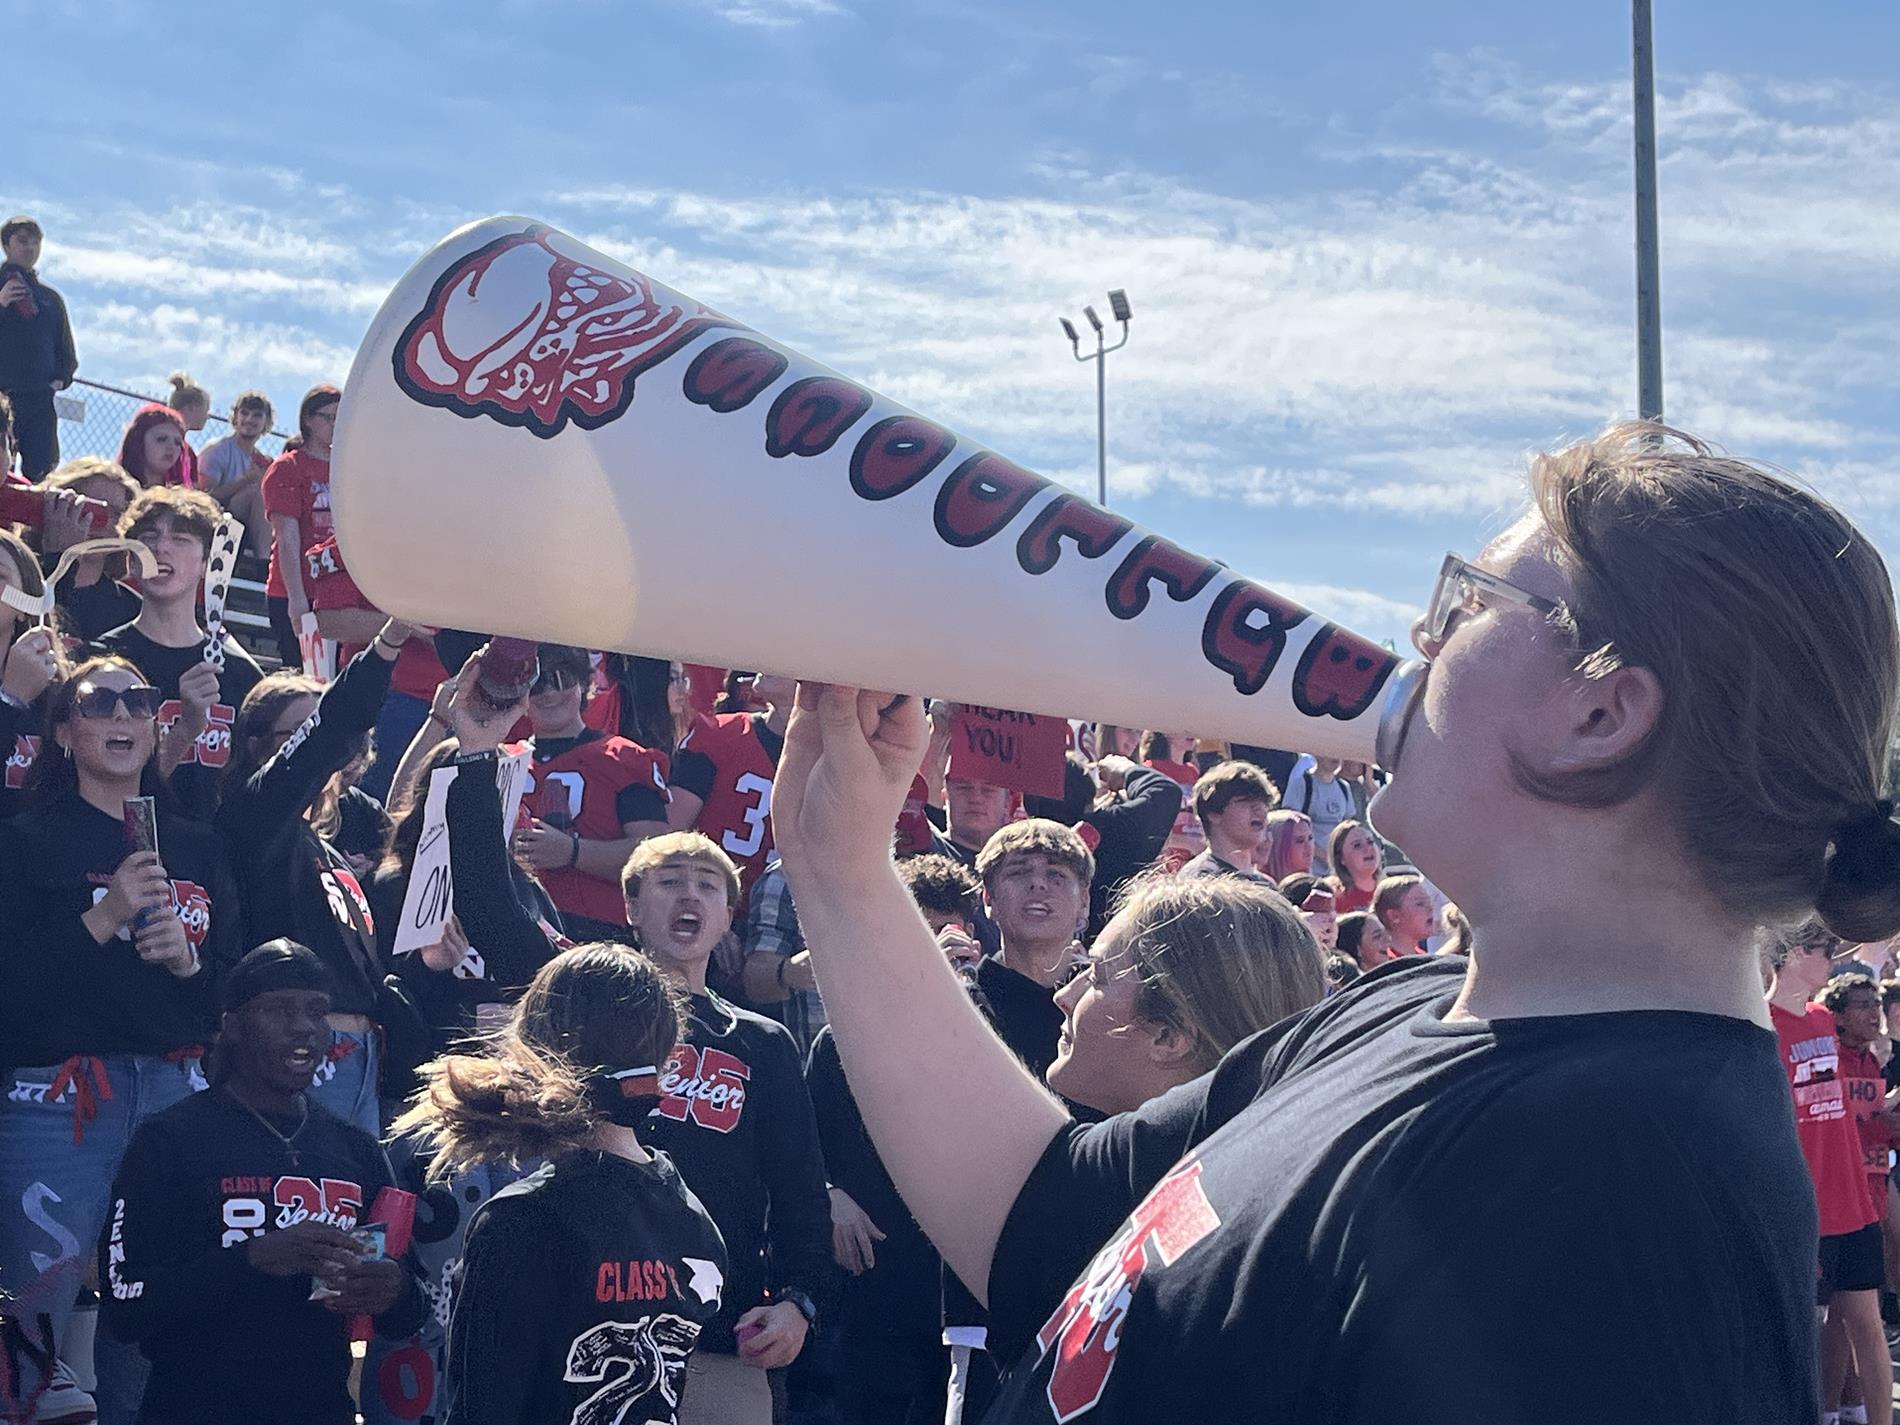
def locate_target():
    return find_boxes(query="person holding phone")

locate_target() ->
[0,216,78,481]
[102,941,422,1424]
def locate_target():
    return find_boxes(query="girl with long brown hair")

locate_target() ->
[395,945,727,1425]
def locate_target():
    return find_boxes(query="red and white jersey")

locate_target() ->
[672,712,782,895]
[525,730,671,927]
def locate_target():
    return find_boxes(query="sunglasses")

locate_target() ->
[73,684,163,720]
[532,667,584,694]
[1421,553,1576,647]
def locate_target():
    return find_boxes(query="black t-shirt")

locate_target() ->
[985,957,1818,1424]
[975,954,1066,1082]
[100,1087,422,1425]
[94,622,264,820]
[54,570,141,644]
[638,992,836,1353]
[444,1151,727,1425]
[806,1025,943,1345]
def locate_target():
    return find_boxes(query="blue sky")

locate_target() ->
[14,0,1899,646]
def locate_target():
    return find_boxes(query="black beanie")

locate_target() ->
[223,939,332,1013]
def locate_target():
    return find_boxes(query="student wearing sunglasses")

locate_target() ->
[512,643,673,944]
[0,655,242,1422]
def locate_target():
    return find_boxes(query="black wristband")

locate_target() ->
[776,1287,819,1332]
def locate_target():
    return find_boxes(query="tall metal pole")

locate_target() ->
[1095,328,1108,506]
[1059,296,1130,507]
[1632,0,1664,420]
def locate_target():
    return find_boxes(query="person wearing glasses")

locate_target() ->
[0,656,241,1424]
[513,643,672,943]
[770,423,1897,1422]
[219,623,431,1134]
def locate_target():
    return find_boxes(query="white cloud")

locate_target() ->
[680,0,846,28]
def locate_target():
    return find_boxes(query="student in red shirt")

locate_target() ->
[261,385,340,670]
[514,644,672,941]
[669,672,790,898]
[302,533,449,803]
[1823,970,1900,1422]
[1771,928,1889,1425]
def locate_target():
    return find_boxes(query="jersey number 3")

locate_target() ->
[722,771,773,859]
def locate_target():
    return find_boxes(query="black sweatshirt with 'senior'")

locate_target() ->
[639,992,837,1353]
[100,1087,424,1425]
[0,790,239,1070]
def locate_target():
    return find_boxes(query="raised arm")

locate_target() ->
[773,684,1067,1303]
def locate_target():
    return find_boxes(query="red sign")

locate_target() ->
[948,706,1067,800]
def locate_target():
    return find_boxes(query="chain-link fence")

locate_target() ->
[52,379,294,468]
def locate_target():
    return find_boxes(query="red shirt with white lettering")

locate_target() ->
[1838,1040,1896,1202]
[262,449,333,599]
[1773,1002,1879,1236]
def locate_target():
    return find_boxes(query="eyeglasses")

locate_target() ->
[1421,553,1575,647]
[73,684,163,720]
[533,667,583,694]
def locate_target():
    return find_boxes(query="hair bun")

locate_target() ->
[1816,801,1900,942]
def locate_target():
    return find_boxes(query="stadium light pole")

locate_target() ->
[1632,0,1664,420]
[1058,288,1132,506]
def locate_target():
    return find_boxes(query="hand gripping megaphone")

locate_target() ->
[332,218,1426,767]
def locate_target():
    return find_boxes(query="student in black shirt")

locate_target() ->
[971,820,1094,1082]
[0,656,240,1422]
[365,678,568,1425]
[622,833,834,1425]
[100,941,421,1424]
[772,424,1900,1424]
[94,485,263,820]
[392,942,727,1425]
[218,625,431,1135]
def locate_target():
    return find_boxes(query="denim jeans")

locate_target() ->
[0,1054,203,1421]
[308,1027,380,1136]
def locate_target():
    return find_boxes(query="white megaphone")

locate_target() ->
[332,218,1426,767]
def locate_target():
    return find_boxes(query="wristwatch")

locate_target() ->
[777,1287,820,1334]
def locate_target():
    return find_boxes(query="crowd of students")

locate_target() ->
[0,363,1455,1425]
[3,209,1900,1425]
